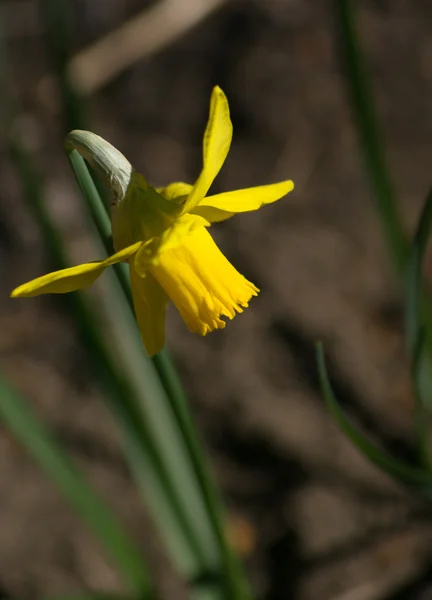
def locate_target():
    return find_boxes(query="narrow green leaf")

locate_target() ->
[316,343,432,487]
[404,187,432,461]
[405,188,432,354]
[153,351,251,600]
[410,331,431,469]
[0,374,150,595]
[337,0,408,272]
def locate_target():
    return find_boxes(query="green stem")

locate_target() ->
[153,352,251,600]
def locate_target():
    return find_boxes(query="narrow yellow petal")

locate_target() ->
[151,226,258,336]
[199,180,294,214]
[182,87,233,214]
[191,205,235,223]
[11,242,142,298]
[129,266,169,357]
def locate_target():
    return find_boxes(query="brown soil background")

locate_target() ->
[2,0,432,598]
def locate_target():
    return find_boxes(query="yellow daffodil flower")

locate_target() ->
[11,87,294,356]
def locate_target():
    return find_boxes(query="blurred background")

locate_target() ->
[2,0,432,598]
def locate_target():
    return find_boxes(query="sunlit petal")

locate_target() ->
[199,180,294,213]
[182,87,233,214]
[130,266,169,357]
[151,226,258,335]
[133,214,210,276]
[11,242,142,298]
[191,205,235,223]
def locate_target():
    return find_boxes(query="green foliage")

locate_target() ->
[317,0,432,492]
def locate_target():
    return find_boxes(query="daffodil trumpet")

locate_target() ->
[11,87,294,356]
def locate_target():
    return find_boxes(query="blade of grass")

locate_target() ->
[0,373,151,596]
[338,0,432,375]
[338,0,432,466]
[337,0,408,272]
[405,188,432,463]
[153,350,250,600]
[411,332,431,470]
[316,342,432,488]
[405,189,432,355]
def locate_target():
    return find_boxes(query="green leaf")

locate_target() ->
[337,0,408,272]
[410,331,431,469]
[405,188,432,354]
[316,343,432,488]
[404,188,432,464]
[0,374,150,595]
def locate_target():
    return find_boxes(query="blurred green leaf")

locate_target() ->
[316,343,432,487]
[338,0,432,480]
[405,188,432,462]
[152,350,248,600]
[410,332,431,469]
[405,189,432,355]
[0,374,150,595]
[337,0,408,272]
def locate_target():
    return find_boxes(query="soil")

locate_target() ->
[2,0,432,598]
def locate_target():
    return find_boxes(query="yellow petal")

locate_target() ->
[157,182,192,203]
[11,242,142,298]
[199,180,294,214]
[182,87,233,214]
[130,266,169,357]
[151,226,258,336]
[133,214,210,276]
[191,205,235,223]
